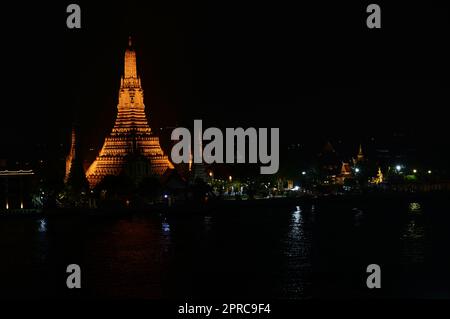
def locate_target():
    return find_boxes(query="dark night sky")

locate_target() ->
[1,1,449,165]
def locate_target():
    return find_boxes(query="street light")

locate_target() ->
[395,165,402,172]
[428,170,432,174]
[355,168,360,173]
[413,169,417,174]
[301,171,306,175]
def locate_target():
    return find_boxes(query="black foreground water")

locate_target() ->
[1,195,449,299]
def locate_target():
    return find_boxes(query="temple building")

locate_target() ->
[188,129,208,184]
[0,169,37,211]
[65,124,88,191]
[86,37,173,188]
[335,162,352,185]
[371,167,384,184]
[65,125,77,183]
[353,144,365,164]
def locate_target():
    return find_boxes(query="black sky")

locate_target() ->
[1,1,449,163]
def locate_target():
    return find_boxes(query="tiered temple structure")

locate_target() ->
[86,37,173,188]
[64,124,89,193]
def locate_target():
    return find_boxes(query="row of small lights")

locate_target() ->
[354,166,432,174]
[394,165,432,174]
[209,171,233,182]
[211,167,434,181]
[299,166,433,175]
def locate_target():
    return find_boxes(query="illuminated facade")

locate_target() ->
[371,167,384,184]
[86,37,173,188]
[335,162,352,185]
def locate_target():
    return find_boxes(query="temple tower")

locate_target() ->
[357,144,364,162]
[86,37,173,188]
[65,125,77,183]
[65,124,89,191]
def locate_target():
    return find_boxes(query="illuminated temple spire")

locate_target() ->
[124,36,137,79]
[86,38,174,188]
[357,144,364,162]
[65,124,88,190]
[65,126,77,183]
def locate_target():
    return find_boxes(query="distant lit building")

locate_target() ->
[0,170,37,211]
[335,162,352,185]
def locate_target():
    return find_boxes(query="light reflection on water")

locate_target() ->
[1,197,446,299]
[281,204,312,298]
[85,216,169,298]
[401,202,426,264]
[37,218,47,233]
[162,221,170,233]
[160,217,171,255]
[35,217,49,262]
[293,206,301,224]
[409,202,422,213]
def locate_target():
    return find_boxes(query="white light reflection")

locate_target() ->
[38,218,47,233]
[162,221,170,233]
[293,206,301,223]
[281,205,312,297]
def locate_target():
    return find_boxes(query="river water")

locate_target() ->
[1,196,449,299]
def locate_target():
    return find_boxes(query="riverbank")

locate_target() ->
[1,190,449,218]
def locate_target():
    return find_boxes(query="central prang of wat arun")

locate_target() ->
[85,37,173,188]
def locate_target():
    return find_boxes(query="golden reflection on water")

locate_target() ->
[409,202,422,213]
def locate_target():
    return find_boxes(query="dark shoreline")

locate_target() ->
[1,191,450,219]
